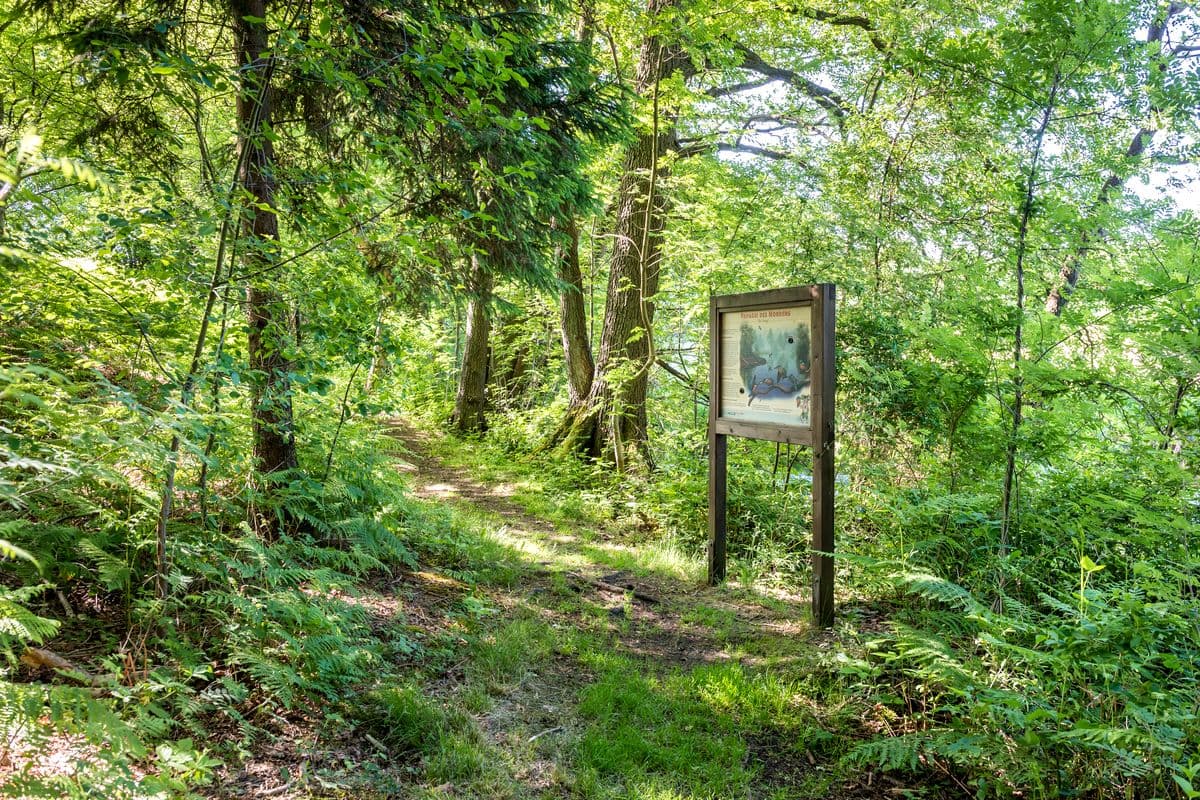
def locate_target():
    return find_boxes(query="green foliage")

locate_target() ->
[0,583,59,653]
[354,685,445,763]
[845,555,1200,797]
[3,0,1200,795]
[847,733,932,773]
[467,618,554,691]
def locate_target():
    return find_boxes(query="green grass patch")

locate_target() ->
[572,652,817,799]
[680,604,739,640]
[357,681,449,755]
[467,617,556,692]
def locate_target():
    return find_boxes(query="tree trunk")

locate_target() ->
[363,299,387,395]
[557,215,594,407]
[489,313,531,406]
[234,1,298,495]
[551,1,597,412]
[451,253,493,434]
[1000,73,1060,602]
[549,0,691,466]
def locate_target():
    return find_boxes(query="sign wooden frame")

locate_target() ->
[707,284,836,628]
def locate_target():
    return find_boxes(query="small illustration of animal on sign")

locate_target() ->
[720,305,812,426]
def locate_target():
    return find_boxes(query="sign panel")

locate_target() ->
[719,304,813,428]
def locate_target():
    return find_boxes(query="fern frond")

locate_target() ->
[0,586,60,649]
[887,625,980,688]
[894,570,984,613]
[846,732,929,772]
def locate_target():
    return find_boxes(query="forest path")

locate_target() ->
[387,417,815,670]
[374,419,908,800]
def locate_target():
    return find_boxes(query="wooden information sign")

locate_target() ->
[708,285,836,628]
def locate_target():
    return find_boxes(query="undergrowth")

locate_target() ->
[0,361,475,797]
[407,403,1200,799]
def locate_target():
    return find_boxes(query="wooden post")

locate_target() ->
[708,294,727,584]
[708,430,727,584]
[810,284,836,627]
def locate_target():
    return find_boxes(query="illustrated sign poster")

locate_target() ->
[719,305,813,427]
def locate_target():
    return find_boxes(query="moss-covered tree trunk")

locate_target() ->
[549,0,690,466]
[451,253,493,433]
[556,215,594,408]
[234,0,298,503]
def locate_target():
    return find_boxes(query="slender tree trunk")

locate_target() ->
[363,299,387,395]
[557,215,594,407]
[549,0,692,465]
[552,0,597,411]
[234,1,298,517]
[1160,376,1195,453]
[1000,74,1060,591]
[451,253,493,434]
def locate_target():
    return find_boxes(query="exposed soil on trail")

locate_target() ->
[383,418,799,670]
[387,420,563,537]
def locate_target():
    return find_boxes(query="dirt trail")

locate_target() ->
[212,424,941,799]
[384,418,816,670]
[372,420,899,800]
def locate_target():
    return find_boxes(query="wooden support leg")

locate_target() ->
[812,440,834,627]
[708,431,727,585]
[810,283,836,628]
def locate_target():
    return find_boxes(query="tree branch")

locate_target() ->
[1044,2,1185,316]
[1151,152,1196,165]
[733,44,848,121]
[705,77,775,98]
[656,358,708,401]
[716,142,795,161]
[758,3,890,52]
[674,137,801,163]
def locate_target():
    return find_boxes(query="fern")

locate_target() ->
[886,624,979,688]
[0,532,38,567]
[0,590,60,647]
[0,528,59,664]
[75,537,131,592]
[846,732,929,772]
[893,569,985,614]
[0,683,157,799]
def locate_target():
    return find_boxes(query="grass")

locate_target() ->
[575,658,761,798]
[329,425,907,800]
[466,618,556,692]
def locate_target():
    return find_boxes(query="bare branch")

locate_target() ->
[754,2,890,52]
[673,138,802,163]
[705,77,775,98]
[733,44,848,121]
[674,140,711,159]
[656,358,708,400]
[716,142,795,161]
